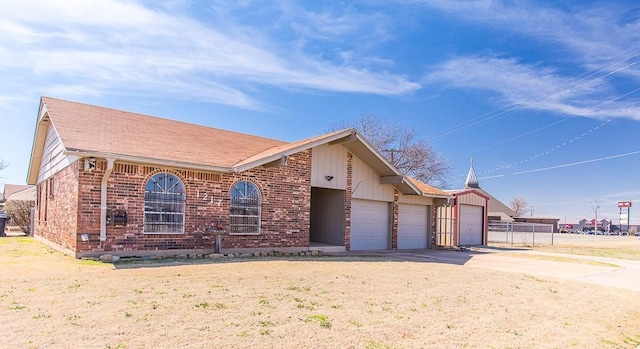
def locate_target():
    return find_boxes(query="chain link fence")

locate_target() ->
[488,221,555,246]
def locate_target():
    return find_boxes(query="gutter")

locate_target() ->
[100,158,115,242]
[64,150,231,175]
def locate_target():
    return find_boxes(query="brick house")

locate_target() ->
[27,97,451,258]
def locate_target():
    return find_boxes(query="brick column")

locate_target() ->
[391,189,399,249]
[344,152,352,250]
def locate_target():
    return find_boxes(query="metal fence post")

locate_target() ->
[510,222,514,247]
[532,224,535,246]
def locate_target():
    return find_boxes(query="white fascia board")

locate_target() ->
[63,150,233,174]
[231,129,356,173]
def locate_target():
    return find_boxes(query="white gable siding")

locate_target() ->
[457,193,485,206]
[37,124,77,184]
[351,155,394,201]
[311,144,348,190]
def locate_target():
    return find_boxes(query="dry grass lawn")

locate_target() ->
[2,237,640,348]
[531,236,640,261]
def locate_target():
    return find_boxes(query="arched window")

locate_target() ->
[230,181,261,234]
[144,173,185,234]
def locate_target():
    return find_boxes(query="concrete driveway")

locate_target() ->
[343,247,640,293]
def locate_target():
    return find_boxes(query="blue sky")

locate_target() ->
[1,0,640,225]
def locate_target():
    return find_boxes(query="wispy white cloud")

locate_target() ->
[0,0,418,110]
[424,56,640,120]
[419,0,640,61]
[418,0,640,120]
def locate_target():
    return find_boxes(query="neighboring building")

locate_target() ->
[27,97,452,258]
[456,161,516,222]
[577,218,612,232]
[1,184,36,235]
[513,217,560,233]
[435,161,492,247]
[1,184,35,203]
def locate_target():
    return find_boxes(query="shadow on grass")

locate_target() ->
[110,248,499,270]
[0,236,511,270]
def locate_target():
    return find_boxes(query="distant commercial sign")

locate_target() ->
[618,201,632,208]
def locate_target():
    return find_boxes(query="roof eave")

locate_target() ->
[231,129,357,173]
[346,131,421,195]
[231,129,422,196]
[26,99,51,185]
[423,193,455,199]
[63,150,233,174]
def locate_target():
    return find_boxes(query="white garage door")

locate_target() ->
[351,199,389,250]
[398,204,429,249]
[459,204,483,245]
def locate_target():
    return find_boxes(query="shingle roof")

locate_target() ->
[5,186,36,201]
[29,97,450,198]
[406,177,452,197]
[41,97,287,169]
[233,129,348,170]
[1,184,33,202]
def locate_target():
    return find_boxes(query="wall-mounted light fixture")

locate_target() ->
[84,157,96,171]
[325,175,334,181]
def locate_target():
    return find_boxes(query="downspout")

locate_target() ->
[100,158,115,242]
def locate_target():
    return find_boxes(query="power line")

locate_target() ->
[478,149,640,180]
[424,50,640,142]
[473,99,640,177]
[470,88,640,156]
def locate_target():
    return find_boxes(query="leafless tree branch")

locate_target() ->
[330,115,452,188]
[509,197,530,217]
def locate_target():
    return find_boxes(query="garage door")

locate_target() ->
[459,204,483,245]
[351,199,389,250]
[398,204,430,249]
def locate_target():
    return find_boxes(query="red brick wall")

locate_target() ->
[344,152,352,250]
[391,189,399,249]
[34,162,80,253]
[74,151,311,255]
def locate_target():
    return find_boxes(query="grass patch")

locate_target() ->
[0,237,57,257]
[77,259,110,267]
[306,314,331,329]
[0,236,35,246]
[365,340,393,349]
[533,243,640,261]
[623,335,640,346]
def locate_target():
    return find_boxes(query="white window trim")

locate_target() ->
[229,181,262,235]
[143,173,186,234]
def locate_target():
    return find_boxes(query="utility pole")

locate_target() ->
[529,205,534,217]
[592,199,600,232]
[384,148,402,164]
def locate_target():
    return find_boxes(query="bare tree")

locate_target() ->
[331,115,451,188]
[4,200,34,236]
[0,159,7,171]
[509,197,530,217]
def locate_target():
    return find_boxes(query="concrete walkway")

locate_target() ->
[340,247,640,293]
[470,249,640,292]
